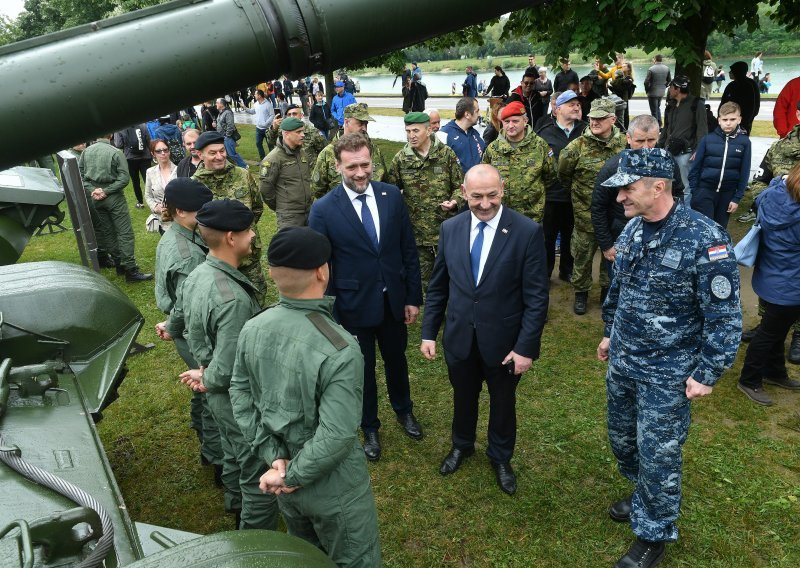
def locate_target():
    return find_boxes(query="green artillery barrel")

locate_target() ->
[0,167,64,265]
[0,0,534,170]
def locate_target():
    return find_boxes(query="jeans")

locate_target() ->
[647,96,662,126]
[673,152,692,206]
[224,136,247,168]
[255,127,267,160]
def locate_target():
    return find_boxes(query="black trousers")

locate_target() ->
[542,199,574,279]
[446,333,521,464]
[126,158,150,205]
[740,300,800,388]
[345,295,413,433]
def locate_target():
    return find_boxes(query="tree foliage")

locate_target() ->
[0,15,18,47]
[15,0,116,40]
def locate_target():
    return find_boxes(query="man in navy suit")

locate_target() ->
[421,164,549,494]
[309,133,424,462]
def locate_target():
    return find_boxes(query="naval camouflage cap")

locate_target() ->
[601,148,674,187]
[587,97,616,118]
[344,102,375,121]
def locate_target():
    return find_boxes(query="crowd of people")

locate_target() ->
[59,53,800,566]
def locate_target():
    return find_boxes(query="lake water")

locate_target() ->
[355,56,800,96]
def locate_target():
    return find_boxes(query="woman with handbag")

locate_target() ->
[737,163,800,406]
[145,139,177,235]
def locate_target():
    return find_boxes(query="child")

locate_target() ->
[688,101,752,228]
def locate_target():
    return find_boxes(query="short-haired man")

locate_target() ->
[192,131,267,304]
[578,75,598,120]
[558,98,626,315]
[266,103,328,166]
[438,97,486,174]
[427,109,442,132]
[462,66,478,97]
[176,128,202,178]
[644,54,672,127]
[260,117,313,230]
[215,98,247,168]
[243,89,275,160]
[482,101,555,223]
[230,227,381,567]
[312,103,388,198]
[525,54,539,76]
[598,148,741,568]
[535,90,587,281]
[309,133,423,463]
[720,61,760,135]
[553,58,579,94]
[508,70,543,126]
[386,112,462,284]
[179,198,280,531]
[421,164,549,495]
[330,80,357,129]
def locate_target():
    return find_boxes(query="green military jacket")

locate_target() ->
[230,296,368,490]
[266,121,328,166]
[311,132,388,199]
[259,138,313,217]
[78,138,130,195]
[481,126,556,222]
[181,255,261,394]
[386,135,462,246]
[558,126,627,230]
[748,123,800,194]
[155,223,208,337]
[192,160,263,264]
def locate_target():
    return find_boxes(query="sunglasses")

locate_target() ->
[154,148,170,154]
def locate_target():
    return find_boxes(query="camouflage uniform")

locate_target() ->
[266,121,328,166]
[156,223,222,468]
[311,131,388,199]
[259,137,313,230]
[386,134,462,283]
[481,126,556,222]
[192,162,266,305]
[558,126,626,292]
[603,201,741,543]
[181,255,279,529]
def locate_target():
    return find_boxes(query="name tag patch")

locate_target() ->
[708,245,728,261]
[661,248,682,269]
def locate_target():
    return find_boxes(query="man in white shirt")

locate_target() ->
[244,89,275,160]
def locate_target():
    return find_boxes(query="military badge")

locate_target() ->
[661,248,682,269]
[710,275,732,299]
[707,245,728,261]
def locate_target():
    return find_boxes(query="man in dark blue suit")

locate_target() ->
[309,133,424,462]
[421,164,549,494]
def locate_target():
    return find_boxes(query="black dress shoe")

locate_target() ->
[615,538,665,568]
[741,324,760,343]
[439,447,474,475]
[363,431,381,462]
[125,268,154,282]
[609,494,633,522]
[397,412,424,440]
[491,461,517,495]
[788,331,800,364]
[574,291,588,315]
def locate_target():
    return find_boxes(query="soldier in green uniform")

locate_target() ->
[230,226,381,568]
[386,111,463,283]
[259,117,313,230]
[191,131,267,305]
[178,198,279,530]
[266,103,328,165]
[153,178,223,483]
[481,100,556,222]
[79,134,152,281]
[558,98,626,315]
[311,102,388,198]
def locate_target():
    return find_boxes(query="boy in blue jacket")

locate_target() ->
[689,101,751,228]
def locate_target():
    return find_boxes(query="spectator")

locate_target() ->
[525,54,539,76]
[330,80,357,128]
[701,50,716,100]
[201,102,218,132]
[243,89,275,160]
[644,54,671,126]
[507,69,542,126]
[438,97,486,174]
[578,75,598,120]
[534,68,554,110]
[486,66,510,98]
[282,76,294,104]
[462,66,478,97]
[308,90,333,139]
[713,67,726,93]
[176,128,202,178]
[144,139,177,234]
[553,58,579,93]
[113,123,151,209]
[482,98,505,145]
[751,51,764,79]
[773,76,800,138]
[215,98,247,168]
[720,61,760,134]
[759,73,772,94]
[610,63,635,129]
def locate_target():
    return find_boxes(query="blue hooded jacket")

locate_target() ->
[439,120,486,173]
[751,177,800,305]
[688,125,751,203]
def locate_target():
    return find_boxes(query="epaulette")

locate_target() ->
[306,312,348,351]
[213,270,235,302]
[175,233,191,259]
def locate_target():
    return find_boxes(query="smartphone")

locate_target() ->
[275,110,282,117]
[505,360,516,376]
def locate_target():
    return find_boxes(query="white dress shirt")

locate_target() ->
[469,205,503,284]
[343,182,380,242]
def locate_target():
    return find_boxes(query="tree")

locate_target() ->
[503,0,800,96]
[0,15,18,47]
[15,0,116,41]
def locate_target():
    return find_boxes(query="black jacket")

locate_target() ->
[486,74,510,98]
[309,101,332,134]
[176,155,199,178]
[553,69,579,93]
[720,78,760,133]
[535,117,587,202]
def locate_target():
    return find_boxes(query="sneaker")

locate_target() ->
[125,268,154,282]
[135,202,144,209]
[737,383,774,406]
[763,376,800,390]
[737,211,756,223]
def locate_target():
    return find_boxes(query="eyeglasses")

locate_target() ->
[154,148,169,154]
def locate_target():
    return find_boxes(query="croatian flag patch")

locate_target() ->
[708,245,728,261]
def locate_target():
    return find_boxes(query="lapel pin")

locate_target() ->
[501,228,508,234]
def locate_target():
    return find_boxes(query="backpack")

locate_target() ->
[155,124,185,165]
[123,126,148,157]
[702,64,715,84]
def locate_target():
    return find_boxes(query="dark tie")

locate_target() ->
[470,221,487,285]
[356,194,379,251]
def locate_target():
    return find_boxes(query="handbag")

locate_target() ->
[231,127,241,141]
[733,221,761,267]
[145,213,160,233]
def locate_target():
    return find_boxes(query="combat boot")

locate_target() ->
[615,538,665,568]
[573,291,588,315]
[98,254,116,269]
[788,331,800,365]
[125,268,153,282]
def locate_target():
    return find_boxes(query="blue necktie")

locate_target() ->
[470,221,487,285]
[356,194,379,251]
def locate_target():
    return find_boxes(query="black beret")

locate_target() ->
[268,227,331,269]
[196,199,253,231]
[164,178,213,211]
[195,131,225,150]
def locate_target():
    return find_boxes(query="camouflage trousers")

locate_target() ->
[757,298,800,332]
[606,370,690,542]
[206,392,279,529]
[570,229,609,292]
[418,244,437,290]
[240,257,267,307]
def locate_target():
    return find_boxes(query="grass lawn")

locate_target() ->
[17,124,800,566]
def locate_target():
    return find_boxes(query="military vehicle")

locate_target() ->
[0,0,533,565]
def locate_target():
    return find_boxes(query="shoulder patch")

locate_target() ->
[707,245,729,262]
[306,312,348,351]
[213,269,235,302]
[175,234,191,259]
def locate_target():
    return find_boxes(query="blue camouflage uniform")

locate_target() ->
[601,150,741,543]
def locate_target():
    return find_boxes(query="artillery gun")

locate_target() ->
[0,0,534,565]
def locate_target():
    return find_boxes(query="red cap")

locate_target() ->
[500,101,526,120]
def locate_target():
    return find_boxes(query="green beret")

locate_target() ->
[403,112,430,124]
[268,227,331,269]
[280,117,305,131]
[196,199,254,232]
